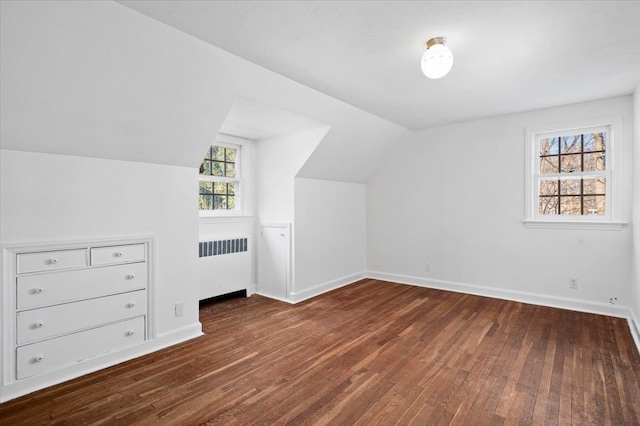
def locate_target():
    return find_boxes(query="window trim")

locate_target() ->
[199,140,243,218]
[523,116,626,230]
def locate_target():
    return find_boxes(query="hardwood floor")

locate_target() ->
[2,279,640,425]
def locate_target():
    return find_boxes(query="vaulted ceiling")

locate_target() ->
[119,1,640,130]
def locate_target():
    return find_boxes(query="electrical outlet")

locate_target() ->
[425,263,431,273]
[175,301,184,317]
[609,297,618,305]
[569,278,578,289]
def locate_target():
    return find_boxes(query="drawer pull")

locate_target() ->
[126,273,136,280]
[114,252,124,257]
[33,355,44,363]
[32,288,44,294]
[126,302,136,308]
[34,322,44,329]
[48,258,58,265]
[126,330,135,336]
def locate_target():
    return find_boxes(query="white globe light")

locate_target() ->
[421,38,453,79]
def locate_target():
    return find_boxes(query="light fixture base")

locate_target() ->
[426,37,446,49]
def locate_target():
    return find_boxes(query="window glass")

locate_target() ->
[199,144,240,212]
[535,130,608,217]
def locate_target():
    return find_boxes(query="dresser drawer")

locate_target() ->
[17,290,147,345]
[17,263,147,310]
[16,316,145,380]
[16,249,86,274]
[90,244,145,266]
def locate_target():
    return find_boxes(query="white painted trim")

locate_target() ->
[260,222,291,228]
[146,237,157,340]
[629,314,640,358]
[289,271,367,304]
[0,323,202,403]
[253,292,295,304]
[522,220,627,230]
[258,222,292,302]
[366,271,631,318]
[524,115,626,225]
[247,283,257,297]
[1,234,157,253]
[199,216,254,225]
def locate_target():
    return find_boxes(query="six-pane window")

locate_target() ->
[536,129,608,216]
[199,145,239,211]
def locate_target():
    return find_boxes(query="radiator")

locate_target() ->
[199,237,248,258]
[198,237,251,300]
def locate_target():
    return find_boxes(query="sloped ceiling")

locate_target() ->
[0,1,408,184]
[3,1,637,183]
[219,98,328,140]
[118,1,640,130]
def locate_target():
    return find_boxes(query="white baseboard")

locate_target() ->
[253,292,294,304]
[155,322,204,343]
[247,283,257,297]
[367,271,631,319]
[0,322,203,403]
[289,271,367,304]
[629,314,640,357]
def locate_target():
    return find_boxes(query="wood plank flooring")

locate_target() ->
[1,279,640,425]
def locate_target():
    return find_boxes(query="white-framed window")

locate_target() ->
[199,141,242,217]
[524,116,625,229]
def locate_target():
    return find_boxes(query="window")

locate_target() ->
[199,144,241,215]
[524,117,624,229]
[537,129,608,216]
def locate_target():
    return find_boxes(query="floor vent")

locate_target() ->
[199,238,248,258]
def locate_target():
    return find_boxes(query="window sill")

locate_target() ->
[522,219,627,230]
[199,215,254,224]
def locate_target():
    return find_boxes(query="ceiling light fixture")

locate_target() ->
[421,37,453,79]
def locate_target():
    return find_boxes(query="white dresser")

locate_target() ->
[1,237,154,397]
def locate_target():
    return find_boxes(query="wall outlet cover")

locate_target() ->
[175,301,184,317]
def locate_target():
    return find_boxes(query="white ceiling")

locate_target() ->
[118,1,640,131]
[219,98,328,140]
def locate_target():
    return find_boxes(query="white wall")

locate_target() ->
[255,127,329,223]
[293,178,367,302]
[368,96,633,316]
[254,127,329,301]
[0,150,200,336]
